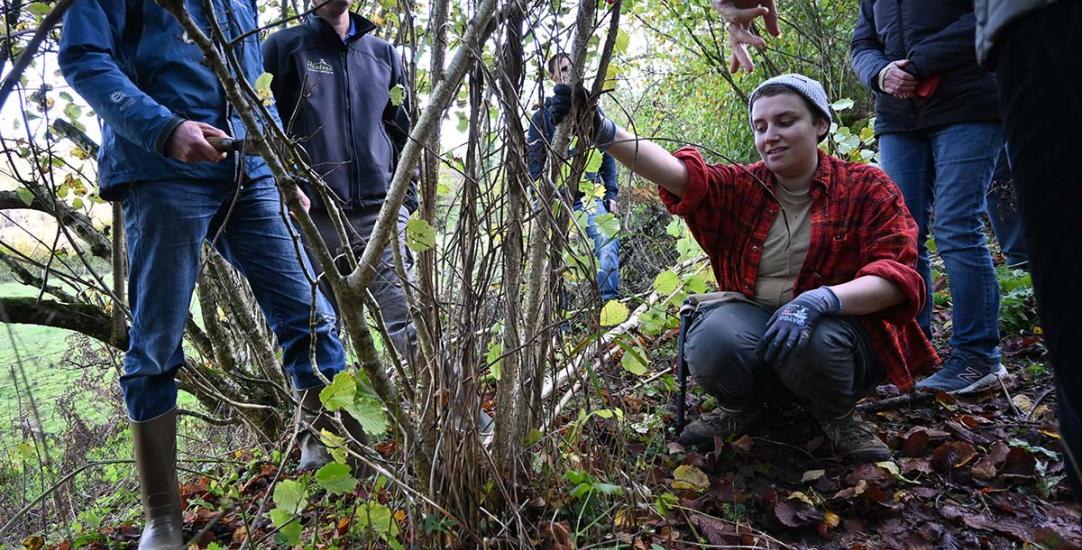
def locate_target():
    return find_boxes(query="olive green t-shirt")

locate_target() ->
[753,184,813,307]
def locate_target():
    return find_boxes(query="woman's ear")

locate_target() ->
[816,117,831,143]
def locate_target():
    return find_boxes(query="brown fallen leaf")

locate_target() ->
[539,521,573,550]
[971,440,1009,480]
[731,434,754,453]
[691,514,738,545]
[1001,446,1037,478]
[932,441,978,472]
[774,498,824,528]
[901,428,930,457]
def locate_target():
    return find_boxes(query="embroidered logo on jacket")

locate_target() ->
[306,58,334,75]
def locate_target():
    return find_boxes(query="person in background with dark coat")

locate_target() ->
[851,0,1005,395]
[975,0,1082,497]
[527,53,621,302]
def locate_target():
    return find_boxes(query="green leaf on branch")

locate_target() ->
[16,188,34,206]
[389,84,405,107]
[600,300,629,327]
[319,429,349,464]
[653,270,680,294]
[666,219,685,238]
[614,28,631,55]
[320,372,389,435]
[621,346,649,376]
[269,509,301,546]
[405,217,437,252]
[485,341,502,381]
[63,103,82,122]
[355,501,400,542]
[28,2,51,17]
[315,462,357,495]
[272,479,307,515]
[685,274,708,294]
[595,213,620,240]
[830,98,854,111]
[255,72,274,103]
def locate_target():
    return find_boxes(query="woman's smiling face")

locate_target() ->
[750,92,829,182]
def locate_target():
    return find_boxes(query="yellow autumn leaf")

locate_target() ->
[671,464,709,493]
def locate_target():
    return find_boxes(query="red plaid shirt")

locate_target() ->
[661,148,939,390]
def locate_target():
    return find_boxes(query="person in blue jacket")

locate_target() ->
[527,52,621,302]
[851,0,1006,395]
[59,2,360,547]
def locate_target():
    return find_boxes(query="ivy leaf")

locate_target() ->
[272,479,307,515]
[599,300,629,327]
[653,270,680,295]
[389,84,405,107]
[405,217,437,252]
[315,462,358,495]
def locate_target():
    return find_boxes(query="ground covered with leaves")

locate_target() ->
[26,267,1082,549]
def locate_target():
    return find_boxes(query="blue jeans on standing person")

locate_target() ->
[878,123,1002,366]
[121,176,346,421]
[575,198,620,301]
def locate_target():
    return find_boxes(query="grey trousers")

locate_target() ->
[684,300,883,421]
[306,205,418,365]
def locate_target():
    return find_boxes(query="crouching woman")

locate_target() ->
[550,74,937,462]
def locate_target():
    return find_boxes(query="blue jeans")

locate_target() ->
[879,123,1002,362]
[576,198,620,301]
[121,177,346,421]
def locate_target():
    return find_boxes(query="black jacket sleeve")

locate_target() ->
[526,108,549,182]
[850,0,891,93]
[600,153,618,202]
[383,45,418,213]
[906,10,979,77]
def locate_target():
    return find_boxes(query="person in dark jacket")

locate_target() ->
[976,0,1082,498]
[262,2,421,467]
[527,53,621,301]
[58,1,360,547]
[851,0,1005,395]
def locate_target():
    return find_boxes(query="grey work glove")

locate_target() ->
[757,286,842,365]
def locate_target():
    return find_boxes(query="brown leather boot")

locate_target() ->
[131,409,183,549]
[821,410,891,463]
[293,387,370,472]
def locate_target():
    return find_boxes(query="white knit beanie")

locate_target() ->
[749,73,833,126]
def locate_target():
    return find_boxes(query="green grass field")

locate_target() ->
[0,280,110,444]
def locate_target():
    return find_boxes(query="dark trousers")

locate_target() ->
[305,205,418,364]
[996,0,1082,496]
[683,300,883,421]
